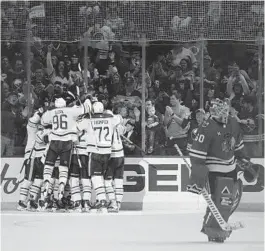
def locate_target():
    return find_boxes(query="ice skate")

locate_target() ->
[17,200,28,211]
[28,200,38,211]
[107,200,119,213]
[92,200,108,213]
[208,237,225,243]
[83,200,93,212]
[69,200,82,213]
[38,200,46,212]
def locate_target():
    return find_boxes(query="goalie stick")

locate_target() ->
[173,143,244,231]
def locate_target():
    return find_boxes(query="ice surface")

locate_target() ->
[1,211,264,251]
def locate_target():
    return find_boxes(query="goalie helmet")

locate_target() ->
[55,98,66,108]
[209,98,230,124]
[93,101,104,114]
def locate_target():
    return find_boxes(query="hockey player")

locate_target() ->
[69,128,92,213]
[41,97,92,201]
[27,125,50,211]
[104,110,125,213]
[188,98,259,243]
[76,102,122,212]
[17,108,45,210]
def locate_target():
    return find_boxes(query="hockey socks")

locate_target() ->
[29,179,42,201]
[114,178,124,208]
[70,177,81,202]
[104,179,116,201]
[58,166,69,199]
[19,179,32,202]
[91,176,107,201]
[81,178,92,201]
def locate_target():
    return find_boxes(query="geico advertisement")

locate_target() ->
[1,158,264,202]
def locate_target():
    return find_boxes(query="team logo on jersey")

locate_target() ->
[191,128,198,140]
[221,133,236,152]
[202,121,209,128]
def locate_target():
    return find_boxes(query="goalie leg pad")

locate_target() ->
[230,179,243,215]
[202,176,235,239]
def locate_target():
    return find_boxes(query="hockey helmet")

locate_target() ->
[55,98,66,108]
[93,101,104,114]
[209,98,230,124]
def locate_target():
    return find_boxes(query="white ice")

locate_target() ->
[1,211,264,251]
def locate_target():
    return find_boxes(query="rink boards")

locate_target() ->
[1,157,264,212]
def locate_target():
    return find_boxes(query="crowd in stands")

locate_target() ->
[1,1,264,158]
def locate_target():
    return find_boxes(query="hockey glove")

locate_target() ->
[187,164,209,195]
[237,159,260,183]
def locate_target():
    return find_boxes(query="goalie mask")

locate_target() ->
[209,98,230,124]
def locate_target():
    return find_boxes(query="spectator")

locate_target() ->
[163,92,190,155]
[170,44,198,71]
[122,120,141,156]
[226,62,251,98]
[118,76,141,98]
[1,56,11,74]
[7,58,26,84]
[234,95,264,157]
[1,92,26,156]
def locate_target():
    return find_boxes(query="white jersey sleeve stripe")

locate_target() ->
[189,153,207,159]
[189,149,207,156]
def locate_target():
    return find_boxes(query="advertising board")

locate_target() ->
[1,158,264,211]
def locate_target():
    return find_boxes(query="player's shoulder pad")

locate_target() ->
[92,114,113,119]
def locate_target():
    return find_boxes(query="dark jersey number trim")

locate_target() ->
[95,126,111,142]
[53,114,68,130]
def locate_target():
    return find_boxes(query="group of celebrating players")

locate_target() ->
[17,92,125,213]
[17,87,261,243]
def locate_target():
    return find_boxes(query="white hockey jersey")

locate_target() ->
[33,129,50,158]
[41,100,91,142]
[77,114,122,154]
[24,111,42,159]
[73,130,89,156]
[111,124,125,158]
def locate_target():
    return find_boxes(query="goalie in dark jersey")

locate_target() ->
[188,98,260,243]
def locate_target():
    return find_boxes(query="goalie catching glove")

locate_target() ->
[236,159,260,183]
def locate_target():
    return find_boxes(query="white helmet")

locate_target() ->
[104,109,113,115]
[93,101,104,114]
[55,98,66,108]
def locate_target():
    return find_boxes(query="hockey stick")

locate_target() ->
[74,146,82,169]
[120,134,160,171]
[173,143,244,231]
[17,141,37,181]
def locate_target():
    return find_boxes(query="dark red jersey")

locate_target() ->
[189,116,244,173]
